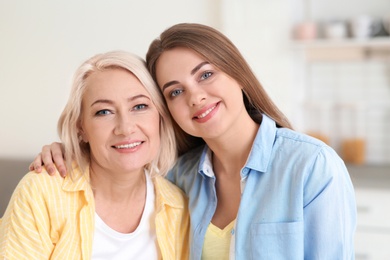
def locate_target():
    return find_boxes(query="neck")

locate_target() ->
[206,117,259,177]
[89,165,148,233]
[89,164,146,202]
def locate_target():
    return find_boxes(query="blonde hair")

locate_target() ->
[146,23,292,155]
[58,50,177,179]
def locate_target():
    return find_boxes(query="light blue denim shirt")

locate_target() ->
[166,114,356,260]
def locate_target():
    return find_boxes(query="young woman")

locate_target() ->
[30,23,356,259]
[0,51,189,259]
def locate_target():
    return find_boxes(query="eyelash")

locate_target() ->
[169,89,183,98]
[167,71,214,99]
[94,104,148,116]
[95,109,112,116]
[134,104,148,110]
[200,71,213,80]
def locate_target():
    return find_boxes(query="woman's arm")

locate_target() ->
[29,142,68,177]
[0,173,55,258]
[303,147,356,259]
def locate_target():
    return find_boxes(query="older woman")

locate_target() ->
[0,51,189,259]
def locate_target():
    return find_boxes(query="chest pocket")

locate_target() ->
[250,221,303,259]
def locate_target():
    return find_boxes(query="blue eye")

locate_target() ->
[96,109,112,116]
[200,71,212,80]
[170,89,183,97]
[134,104,147,110]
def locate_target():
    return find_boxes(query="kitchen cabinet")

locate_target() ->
[349,165,390,260]
[354,188,390,260]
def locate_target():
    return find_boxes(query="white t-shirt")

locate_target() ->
[91,172,160,259]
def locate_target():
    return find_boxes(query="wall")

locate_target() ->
[305,61,390,165]
[220,0,297,124]
[0,0,221,159]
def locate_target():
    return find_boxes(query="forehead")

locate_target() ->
[83,68,149,97]
[157,47,204,68]
[155,48,207,82]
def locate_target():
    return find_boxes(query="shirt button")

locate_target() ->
[231,229,235,235]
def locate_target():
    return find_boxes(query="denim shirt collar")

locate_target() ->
[245,114,276,174]
[197,114,277,179]
[198,146,214,178]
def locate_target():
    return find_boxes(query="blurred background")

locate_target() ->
[1,0,389,258]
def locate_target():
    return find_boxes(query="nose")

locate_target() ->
[188,86,206,107]
[114,114,135,136]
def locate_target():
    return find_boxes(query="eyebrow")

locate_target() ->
[90,94,150,107]
[161,61,210,92]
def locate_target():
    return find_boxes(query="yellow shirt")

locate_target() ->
[201,220,235,260]
[0,165,189,259]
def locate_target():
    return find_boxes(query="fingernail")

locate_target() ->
[47,167,54,175]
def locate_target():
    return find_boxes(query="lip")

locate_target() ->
[192,102,220,123]
[112,140,144,153]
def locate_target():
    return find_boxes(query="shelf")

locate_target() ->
[293,37,390,49]
[292,37,390,61]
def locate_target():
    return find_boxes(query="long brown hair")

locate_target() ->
[146,23,292,156]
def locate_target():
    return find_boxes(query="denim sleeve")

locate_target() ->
[303,146,356,260]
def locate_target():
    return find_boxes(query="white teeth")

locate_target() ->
[115,142,142,149]
[197,106,216,119]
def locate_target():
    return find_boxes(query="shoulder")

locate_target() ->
[1,170,67,222]
[272,128,347,176]
[274,128,340,159]
[15,169,64,193]
[2,170,66,214]
[153,176,188,207]
[166,145,204,179]
[257,115,336,165]
[154,175,184,193]
[276,128,327,149]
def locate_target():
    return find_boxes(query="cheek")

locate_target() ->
[153,119,161,139]
[167,103,187,123]
[82,122,106,145]
[148,117,161,158]
[149,113,162,139]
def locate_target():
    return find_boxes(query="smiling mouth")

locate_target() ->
[196,105,217,119]
[113,142,142,149]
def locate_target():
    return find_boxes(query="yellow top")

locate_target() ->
[201,220,235,260]
[0,165,189,259]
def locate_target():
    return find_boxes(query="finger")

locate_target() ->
[51,142,67,177]
[41,145,57,175]
[30,153,42,173]
[57,165,67,178]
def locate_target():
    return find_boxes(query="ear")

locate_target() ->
[79,131,89,143]
[78,124,89,143]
